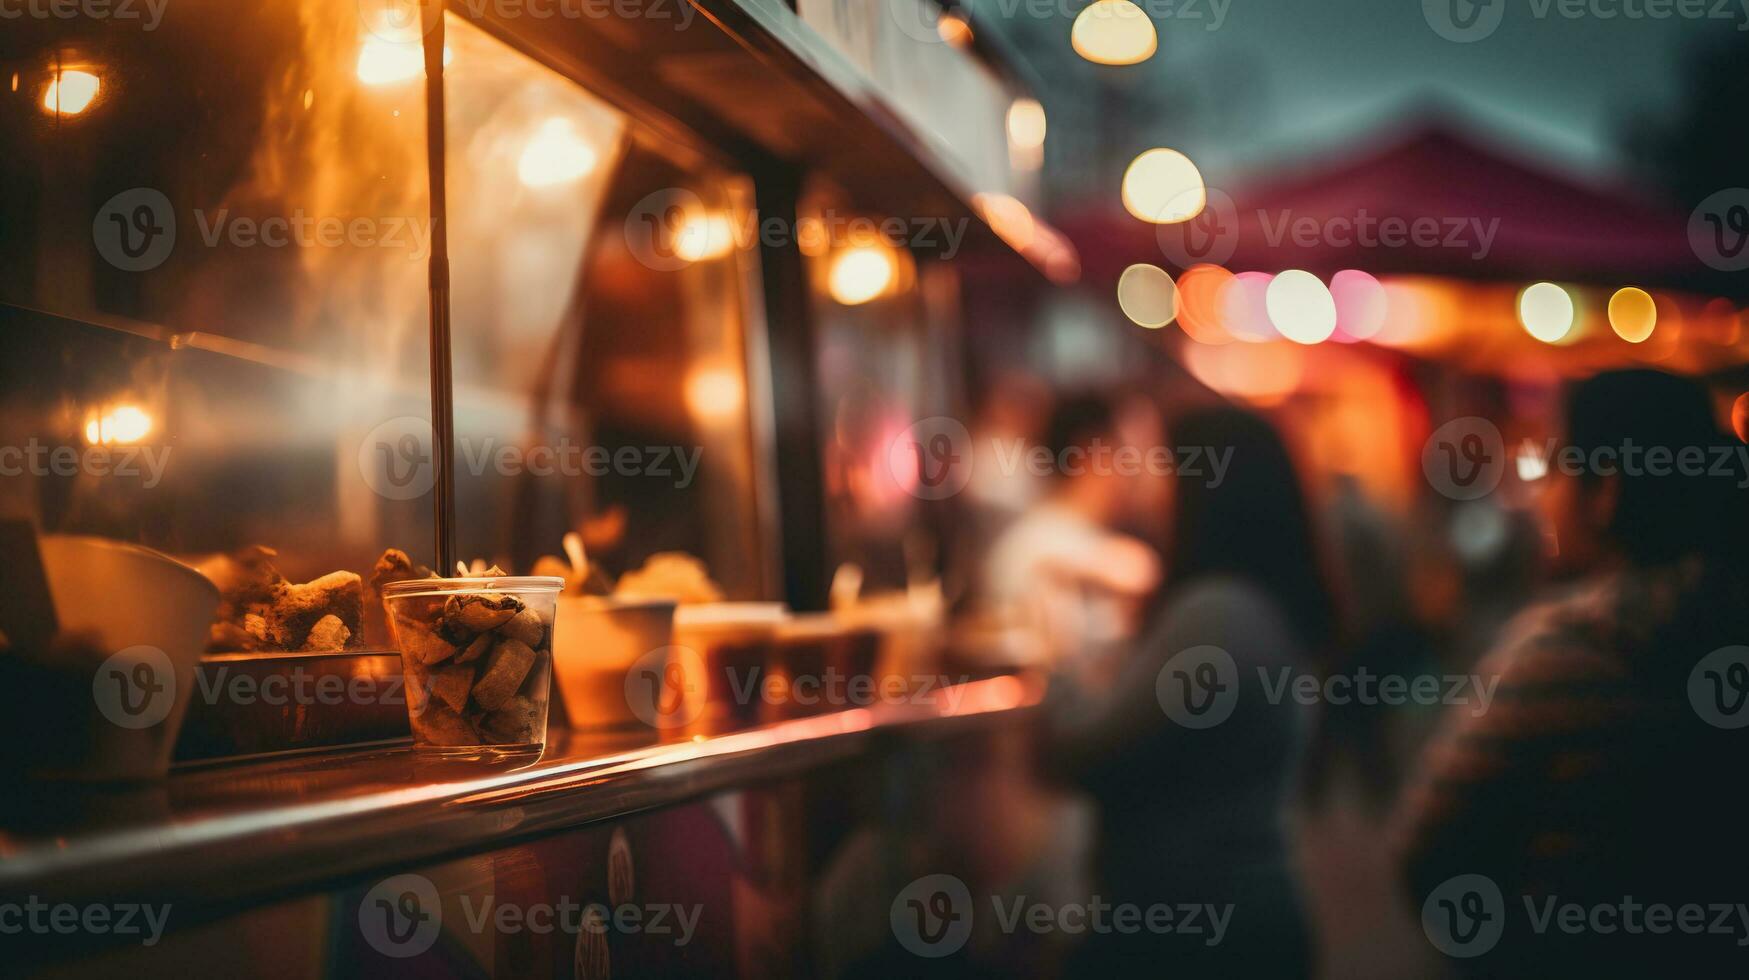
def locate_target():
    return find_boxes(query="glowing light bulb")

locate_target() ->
[828,246,895,305]
[1072,0,1158,65]
[517,118,597,188]
[1519,282,1575,343]
[1266,270,1337,344]
[1117,264,1177,329]
[42,70,100,116]
[1607,286,1656,343]
[1121,148,1205,224]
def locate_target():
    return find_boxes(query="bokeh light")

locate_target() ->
[1606,286,1656,343]
[1329,269,1387,342]
[1266,269,1337,344]
[1518,282,1575,343]
[1117,263,1177,328]
[828,245,896,305]
[517,118,597,188]
[1071,0,1158,66]
[1121,148,1205,224]
[42,69,100,116]
[1220,271,1276,342]
[1174,264,1235,345]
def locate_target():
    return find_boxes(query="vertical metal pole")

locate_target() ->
[421,0,456,573]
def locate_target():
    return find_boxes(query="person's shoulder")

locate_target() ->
[1154,575,1298,655]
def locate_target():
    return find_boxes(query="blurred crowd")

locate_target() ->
[947,368,1749,978]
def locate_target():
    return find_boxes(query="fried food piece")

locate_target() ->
[268,571,363,650]
[473,638,536,710]
[443,593,521,632]
[479,695,541,743]
[498,607,544,647]
[425,662,476,713]
[302,614,352,652]
[398,621,458,667]
[615,552,724,604]
[456,631,494,664]
[409,701,479,746]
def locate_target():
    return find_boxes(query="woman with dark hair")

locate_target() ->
[1048,405,1337,978]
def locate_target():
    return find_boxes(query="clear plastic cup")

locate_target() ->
[382,576,563,757]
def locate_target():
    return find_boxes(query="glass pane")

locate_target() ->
[443,19,767,599]
[0,0,433,649]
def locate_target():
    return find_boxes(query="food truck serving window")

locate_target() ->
[0,0,769,656]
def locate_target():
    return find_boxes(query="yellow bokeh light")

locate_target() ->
[1071,0,1158,66]
[42,70,100,116]
[1607,286,1657,343]
[673,211,737,262]
[1266,270,1337,344]
[1117,264,1177,329]
[83,405,152,445]
[1007,98,1047,150]
[517,118,598,188]
[1121,148,1205,224]
[828,245,896,306]
[1518,282,1575,343]
[685,367,745,421]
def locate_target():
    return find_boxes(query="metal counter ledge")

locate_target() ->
[0,676,1039,918]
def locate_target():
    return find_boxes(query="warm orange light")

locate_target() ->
[84,405,152,445]
[937,11,974,47]
[42,70,100,116]
[685,368,744,421]
[1183,341,1304,406]
[356,16,451,86]
[975,193,1036,251]
[1732,392,1749,444]
[1175,264,1235,345]
[1117,264,1177,329]
[828,245,896,305]
[1329,270,1387,342]
[1607,287,1656,343]
[1121,148,1205,224]
[674,211,737,262]
[517,117,597,188]
[1071,0,1158,65]
[1007,98,1047,150]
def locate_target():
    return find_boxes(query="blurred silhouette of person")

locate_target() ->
[1047,405,1337,977]
[1396,369,1749,977]
[984,391,1161,667]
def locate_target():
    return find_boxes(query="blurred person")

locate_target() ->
[982,391,1161,667]
[1396,369,1749,976]
[1046,406,1338,977]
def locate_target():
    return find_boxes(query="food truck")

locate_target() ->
[0,0,1067,973]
